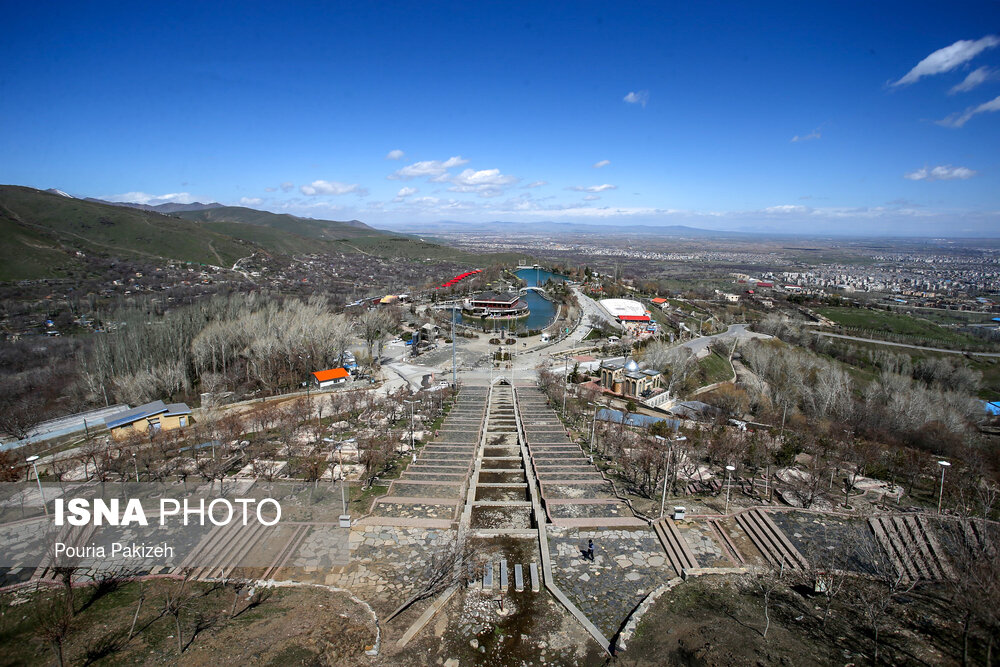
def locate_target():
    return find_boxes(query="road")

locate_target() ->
[813,331,1000,358]
[680,323,771,359]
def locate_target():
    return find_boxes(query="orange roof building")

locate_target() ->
[312,367,350,387]
[651,297,667,304]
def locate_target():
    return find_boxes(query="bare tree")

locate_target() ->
[740,570,784,639]
[942,520,1000,665]
[845,527,915,663]
[384,534,469,623]
[33,591,73,667]
[162,575,194,655]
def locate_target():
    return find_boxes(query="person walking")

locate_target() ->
[587,538,595,562]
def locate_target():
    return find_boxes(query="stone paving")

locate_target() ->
[387,482,465,499]
[312,526,457,612]
[548,502,629,519]
[371,501,459,520]
[675,520,732,567]
[770,510,879,571]
[289,525,351,569]
[548,526,673,640]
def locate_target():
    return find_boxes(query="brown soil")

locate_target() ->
[0,579,375,666]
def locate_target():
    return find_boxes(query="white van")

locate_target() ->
[540,333,551,342]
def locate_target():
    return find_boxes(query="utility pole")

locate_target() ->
[451,306,457,386]
[562,354,568,414]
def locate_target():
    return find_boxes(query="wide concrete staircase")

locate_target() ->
[364,387,488,528]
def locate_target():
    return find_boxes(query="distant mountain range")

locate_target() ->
[0,186,489,281]
[378,219,741,238]
[82,198,227,214]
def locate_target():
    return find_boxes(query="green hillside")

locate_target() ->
[0,185,520,280]
[0,217,86,281]
[174,206,383,240]
[0,185,251,276]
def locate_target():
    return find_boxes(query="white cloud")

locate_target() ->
[764,204,809,214]
[299,180,363,196]
[791,130,821,142]
[593,159,611,168]
[264,187,277,192]
[105,191,196,205]
[388,156,469,180]
[446,168,518,197]
[280,182,294,192]
[568,184,617,193]
[525,180,548,188]
[393,187,418,202]
[386,149,405,160]
[937,94,1000,127]
[239,197,263,206]
[904,165,977,181]
[623,90,649,107]
[892,35,1000,86]
[949,66,993,94]
[583,195,600,201]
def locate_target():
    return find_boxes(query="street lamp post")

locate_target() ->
[337,445,347,511]
[26,455,47,516]
[132,452,139,482]
[562,354,569,415]
[588,402,600,456]
[937,460,951,514]
[405,399,417,458]
[657,435,687,519]
[724,465,736,516]
[656,436,668,519]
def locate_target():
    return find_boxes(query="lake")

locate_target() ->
[456,267,566,331]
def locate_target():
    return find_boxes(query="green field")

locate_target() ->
[696,351,734,385]
[816,306,988,349]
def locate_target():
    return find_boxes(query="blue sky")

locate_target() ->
[2,1,999,235]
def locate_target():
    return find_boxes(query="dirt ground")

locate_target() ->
[0,579,376,666]
[611,575,967,667]
[378,586,607,667]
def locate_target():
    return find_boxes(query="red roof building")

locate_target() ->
[312,368,350,387]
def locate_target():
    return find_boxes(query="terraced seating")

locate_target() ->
[652,518,699,576]
[735,508,808,571]
[176,519,271,580]
[869,515,952,581]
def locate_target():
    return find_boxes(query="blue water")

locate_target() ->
[457,268,566,331]
[597,408,681,431]
[515,267,568,288]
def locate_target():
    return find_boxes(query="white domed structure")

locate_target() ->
[624,358,640,373]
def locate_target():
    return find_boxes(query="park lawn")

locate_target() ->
[697,351,734,385]
[816,306,985,348]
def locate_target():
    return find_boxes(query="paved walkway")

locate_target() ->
[515,386,675,643]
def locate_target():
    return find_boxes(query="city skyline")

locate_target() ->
[2,2,999,236]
